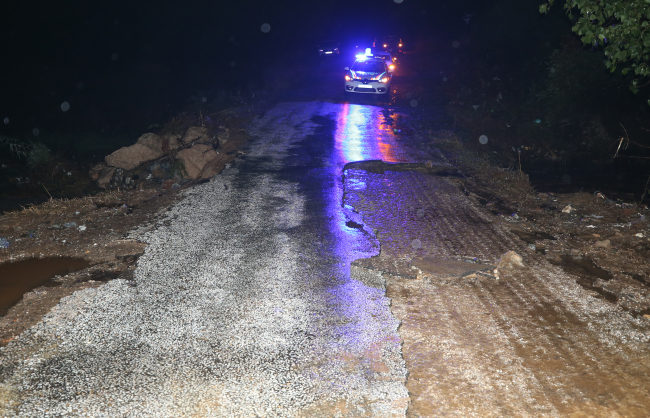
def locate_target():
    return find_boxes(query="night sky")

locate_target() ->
[1,0,491,136]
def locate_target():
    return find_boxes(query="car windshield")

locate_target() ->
[351,60,385,73]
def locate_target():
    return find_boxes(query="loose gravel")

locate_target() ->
[0,102,411,417]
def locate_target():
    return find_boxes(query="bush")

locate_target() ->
[26,143,54,169]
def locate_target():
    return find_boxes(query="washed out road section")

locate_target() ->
[0,101,421,417]
[344,166,650,416]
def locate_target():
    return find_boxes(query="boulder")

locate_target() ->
[97,166,116,188]
[89,162,108,180]
[136,133,163,154]
[105,143,164,170]
[161,133,182,152]
[181,126,209,144]
[176,144,218,179]
[89,162,116,188]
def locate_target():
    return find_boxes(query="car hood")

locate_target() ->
[350,70,387,80]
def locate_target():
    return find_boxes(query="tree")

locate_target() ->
[540,0,650,103]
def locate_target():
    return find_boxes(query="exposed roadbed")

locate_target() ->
[1,100,650,416]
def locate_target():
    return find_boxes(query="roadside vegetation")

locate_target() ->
[426,0,650,204]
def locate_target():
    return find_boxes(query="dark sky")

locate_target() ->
[0,0,489,135]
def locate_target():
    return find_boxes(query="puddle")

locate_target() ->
[0,257,90,316]
[550,255,617,302]
[345,220,364,230]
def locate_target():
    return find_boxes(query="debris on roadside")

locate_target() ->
[494,251,524,279]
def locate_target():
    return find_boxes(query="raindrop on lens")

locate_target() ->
[261,23,271,33]
[201,97,207,103]
[111,53,118,61]
[479,135,488,144]
[411,239,422,249]
[60,101,70,112]
[230,61,236,67]
[33,128,40,136]
[3,117,8,124]
[410,99,418,107]
[417,209,425,218]
[394,0,403,3]
[452,41,460,48]
[443,77,447,82]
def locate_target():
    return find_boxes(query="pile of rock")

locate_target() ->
[89,124,244,190]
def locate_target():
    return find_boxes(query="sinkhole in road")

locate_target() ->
[0,257,90,316]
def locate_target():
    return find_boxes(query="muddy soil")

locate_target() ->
[0,186,189,346]
[450,164,650,316]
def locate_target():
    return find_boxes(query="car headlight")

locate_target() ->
[380,77,390,83]
[345,75,352,81]
[383,44,387,48]
[399,43,403,47]
[389,65,395,70]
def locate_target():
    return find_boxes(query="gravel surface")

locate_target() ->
[0,102,412,417]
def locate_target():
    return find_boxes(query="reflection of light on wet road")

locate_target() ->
[323,102,405,349]
[334,103,403,164]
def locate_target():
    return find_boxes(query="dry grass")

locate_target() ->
[0,189,159,227]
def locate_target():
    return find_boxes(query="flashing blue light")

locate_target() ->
[355,53,366,60]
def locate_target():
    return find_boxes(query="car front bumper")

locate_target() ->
[344,80,390,94]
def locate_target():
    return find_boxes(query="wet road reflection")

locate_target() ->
[333,103,408,164]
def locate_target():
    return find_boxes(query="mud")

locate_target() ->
[344,163,650,416]
[0,187,186,346]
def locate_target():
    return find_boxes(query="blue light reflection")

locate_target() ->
[334,103,400,164]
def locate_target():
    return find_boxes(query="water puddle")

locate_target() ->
[0,257,90,316]
[550,255,617,302]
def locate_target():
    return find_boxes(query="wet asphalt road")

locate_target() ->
[0,73,435,416]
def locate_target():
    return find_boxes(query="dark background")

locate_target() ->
[1,0,649,205]
[0,0,490,135]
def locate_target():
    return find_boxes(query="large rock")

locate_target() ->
[181,126,209,144]
[161,133,182,152]
[176,144,218,179]
[89,162,116,188]
[105,143,164,170]
[136,133,164,154]
[97,166,116,188]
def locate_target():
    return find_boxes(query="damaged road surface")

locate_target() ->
[2,101,650,417]
[344,162,650,417]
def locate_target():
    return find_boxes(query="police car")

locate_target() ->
[344,49,393,95]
